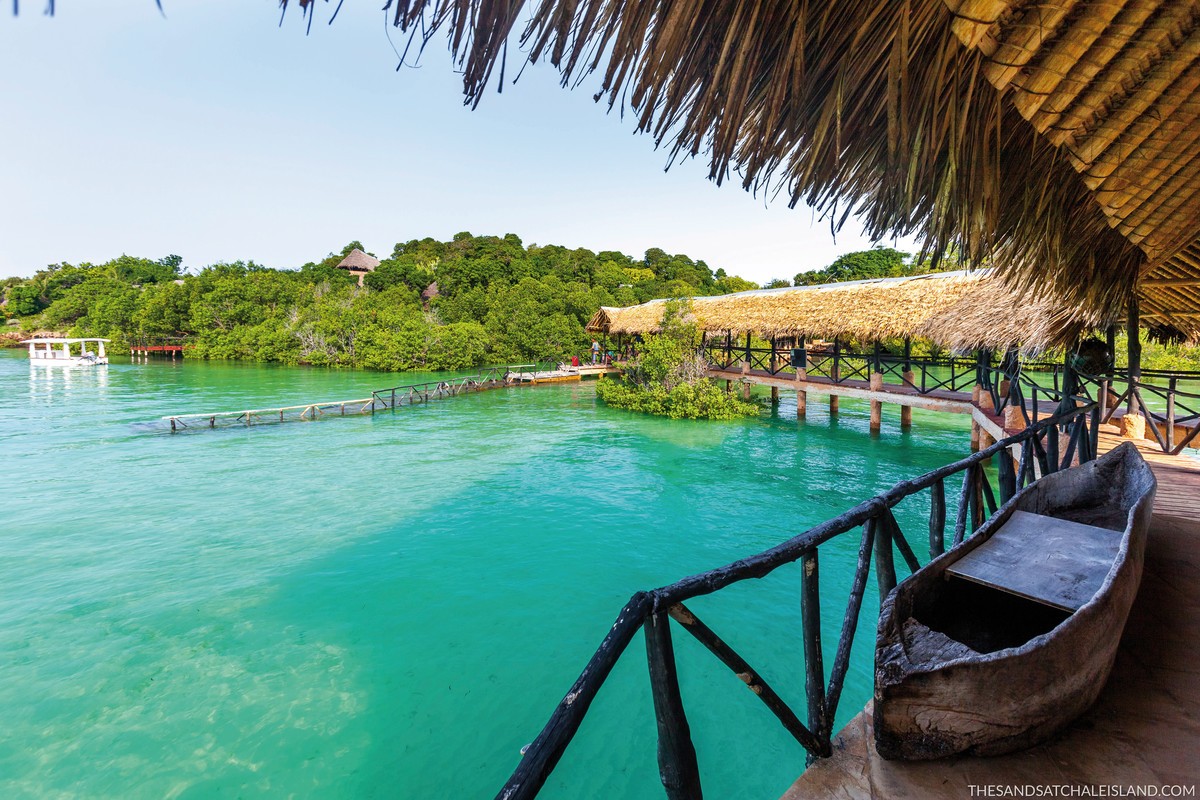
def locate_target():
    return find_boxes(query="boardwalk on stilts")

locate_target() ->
[161,363,618,431]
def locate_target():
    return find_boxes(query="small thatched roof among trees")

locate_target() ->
[283,0,1200,340]
[587,271,1095,352]
[335,248,380,273]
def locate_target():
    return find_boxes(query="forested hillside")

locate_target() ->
[0,233,758,371]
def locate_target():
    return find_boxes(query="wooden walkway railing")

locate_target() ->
[702,336,1199,456]
[162,364,550,431]
[495,403,1098,800]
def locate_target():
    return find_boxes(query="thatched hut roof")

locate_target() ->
[335,248,380,273]
[287,0,1200,338]
[587,271,1094,352]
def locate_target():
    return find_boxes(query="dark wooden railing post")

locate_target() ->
[953,465,974,546]
[1167,377,1177,451]
[744,332,752,366]
[929,478,946,557]
[832,339,841,382]
[770,336,778,374]
[873,512,897,598]
[645,611,703,800]
[998,445,1016,504]
[1127,294,1141,414]
[799,550,827,759]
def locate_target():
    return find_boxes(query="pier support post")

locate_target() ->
[725,379,732,394]
[830,356,840,415]
[869,372,884,432]
[796,368,807,419]
[900,370,914,428]
[971,420,981,451]
[979,429,995,456]
[742,380,752,401]
[770,386,779,405]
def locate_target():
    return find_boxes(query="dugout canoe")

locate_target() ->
[874,441,1156,760]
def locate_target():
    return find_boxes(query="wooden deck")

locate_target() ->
[783,500,1200,798]
[1095,429,1200,520]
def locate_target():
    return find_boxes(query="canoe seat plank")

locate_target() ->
[946,510,1124,612]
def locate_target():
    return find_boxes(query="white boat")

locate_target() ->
[22,337,110,366]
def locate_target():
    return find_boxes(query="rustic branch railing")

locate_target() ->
[700,340,981,395]
[1086,368,1200,456]
[369,364,546,410]
[496,404,1097,800]
[164,363,550,431]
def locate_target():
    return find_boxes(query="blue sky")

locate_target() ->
[0,2,911,283]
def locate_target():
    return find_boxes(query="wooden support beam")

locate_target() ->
[901,371,914,428]
[1142,277,1200,287]
[644,611,703,800]
[929,478,946,557]
[667,603,824,756]
[1128,294,1142,415]
[799,550,828,760]
[873,513,897,599]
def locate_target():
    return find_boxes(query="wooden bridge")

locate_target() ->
[161,363,618,431]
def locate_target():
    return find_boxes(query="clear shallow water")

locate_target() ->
[0,351,976,799]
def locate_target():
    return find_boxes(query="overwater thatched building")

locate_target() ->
[587,271,1097,353]
[293,0,1200,341]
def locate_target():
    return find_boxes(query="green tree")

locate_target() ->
[794,247,912,285]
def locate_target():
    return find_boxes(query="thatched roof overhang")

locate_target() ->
[283,0,1200,339]
[335,248,380,272]
[587,271,1093,352]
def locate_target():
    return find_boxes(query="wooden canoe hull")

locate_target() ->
[874,442,1157,760]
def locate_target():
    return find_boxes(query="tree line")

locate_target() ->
[0,234,758,371]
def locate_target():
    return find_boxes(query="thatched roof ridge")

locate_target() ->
[282,0,1200,338]
[589,271,1095,352]
[336,248,380,272]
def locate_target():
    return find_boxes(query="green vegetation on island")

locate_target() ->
[4,239,1196,375]
[0,234,756,371]
[595,300,760,420]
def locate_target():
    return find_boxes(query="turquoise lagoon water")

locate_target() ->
[0,350,977,799]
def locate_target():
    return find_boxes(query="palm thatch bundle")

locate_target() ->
[590,271,1098,352]
[278,0,1200,339]
[915,279,1105,354]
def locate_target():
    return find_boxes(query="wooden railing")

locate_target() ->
[495,403,1098,800]
[369,364,549,410]
[983,360,1200,456]
[1091,369,1200,455]
[164,363,554,430]
[700,340,981,395]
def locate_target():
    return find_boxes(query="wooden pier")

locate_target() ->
[161,363,618,431]
[130,337,186,361]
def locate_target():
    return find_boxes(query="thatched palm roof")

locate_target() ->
[586,271,1095,352]
[284,0,1200,338]
[335,248,380,272]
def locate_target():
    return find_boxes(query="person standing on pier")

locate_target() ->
[591,339,600,364]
